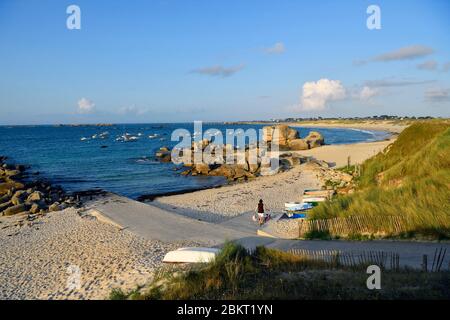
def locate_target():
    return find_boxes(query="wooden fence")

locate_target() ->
[298,215,407,238]
[288,249,400,270]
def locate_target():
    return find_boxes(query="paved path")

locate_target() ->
[84,193,450,269]
[83,193,251,244]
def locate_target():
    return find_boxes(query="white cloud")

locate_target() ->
[443,62,450,72]
[300,79,346,111]
[355,45,434,65]
[373,45,434,62]
[364,79,435,88]
[190,64,245,78]
[417,60,438,71]
[358,86,380,100]
[118,105,148,115]
[77,98,95,114]
[425,88,450,102]
[263,42,285,54]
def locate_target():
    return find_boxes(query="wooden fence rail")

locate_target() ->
[288,249,401,270]
[298,215,408,238]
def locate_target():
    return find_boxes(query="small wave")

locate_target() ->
[132,157,159,164]
[347,128,377,136]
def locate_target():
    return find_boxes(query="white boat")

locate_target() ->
[118,133,139,142]
[304,190,333,197]
[99,132,109,139]
[163,247,219,263]
[285,202,313,211]
[285,202,303,209]
[124,136,138,142]
[302,197,327,203]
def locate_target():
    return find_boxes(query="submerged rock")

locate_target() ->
[155,147,172,163]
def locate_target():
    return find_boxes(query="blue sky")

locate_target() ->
[0,0,449,124]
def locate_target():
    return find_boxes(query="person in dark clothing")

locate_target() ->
[257,199,265,226]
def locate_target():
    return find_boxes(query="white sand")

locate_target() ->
[0,122,404,299]
[154,165,322,221]
[292,138,394,168]
[0,208,200,300]
[155,126,400,220]
[276,120,407,134]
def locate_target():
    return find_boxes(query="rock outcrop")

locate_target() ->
[161,137,308,181]
[154,125,325,181]
[304,131,325,148]
[262,124,299,147]
[262,125,325,150]
[0,156,76,217]
[155,147,172,163]
[288,138,309,151]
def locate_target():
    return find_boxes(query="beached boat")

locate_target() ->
[285,202,313,211]
[163,247,219,263]
[303,189,333,197]
[302,196,327,203]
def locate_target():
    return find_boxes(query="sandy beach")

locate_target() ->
[0,208,201,300]
[291,138,394,168]
[154,122,402,219]
[271,120,407,134]
[154,165,322,222]
[0,122,406,299]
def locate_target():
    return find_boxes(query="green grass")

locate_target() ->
[309,121,450,239]
[111,243,450,300]
[303,230,333,240]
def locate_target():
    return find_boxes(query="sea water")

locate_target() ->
[0,123,390,199]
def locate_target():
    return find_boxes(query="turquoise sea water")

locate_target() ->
[0,123,390,199]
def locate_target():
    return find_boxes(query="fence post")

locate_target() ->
[422,254,428,272]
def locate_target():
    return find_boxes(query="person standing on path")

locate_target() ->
[256,199,265,226]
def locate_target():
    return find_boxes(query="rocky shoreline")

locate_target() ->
[155,124,326,182]
[0,156,80,219]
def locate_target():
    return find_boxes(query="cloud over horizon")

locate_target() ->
[358,86,380,101]
[300,79,346,111]
[117,105,148,115]
[77,98,95,114]
[190,64,245,78]
[425,88,450,102]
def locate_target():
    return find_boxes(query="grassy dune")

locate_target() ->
[309,121,450,239]
[110,243,450,300]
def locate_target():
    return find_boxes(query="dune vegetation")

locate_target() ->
[110,242,450,300]
[309,121,450,239]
